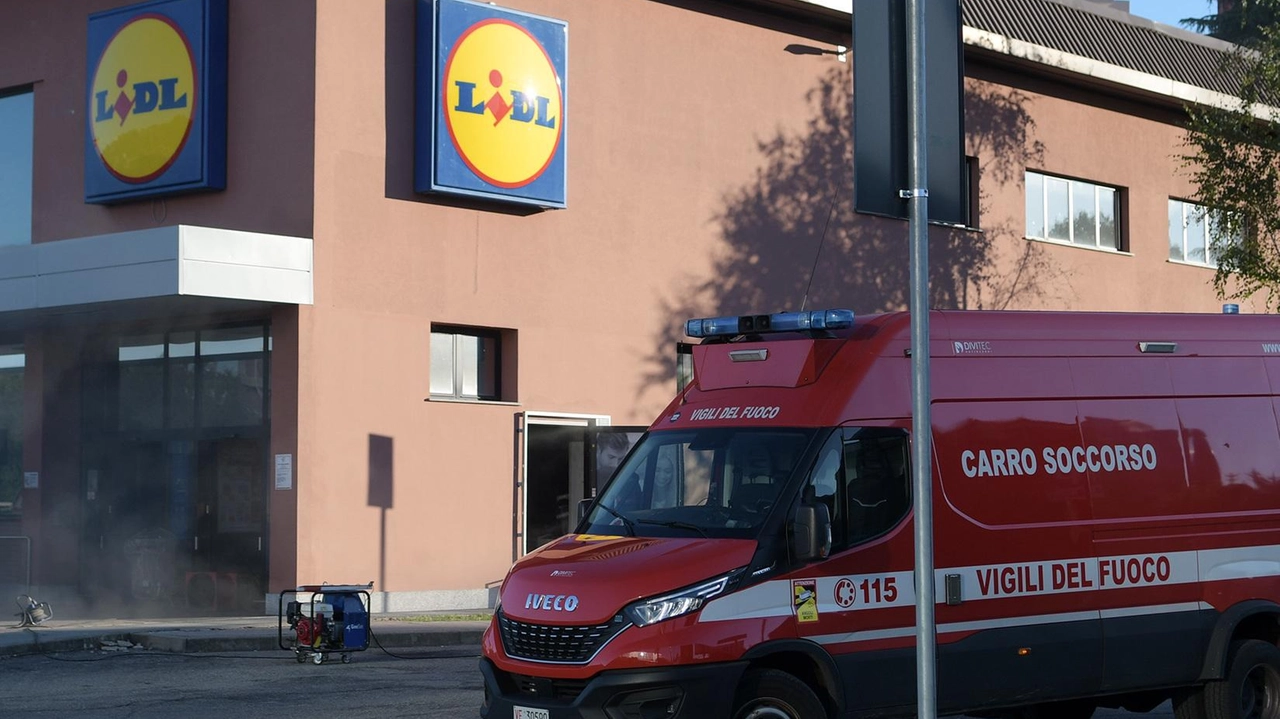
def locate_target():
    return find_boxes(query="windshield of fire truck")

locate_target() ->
[580,427,819,539]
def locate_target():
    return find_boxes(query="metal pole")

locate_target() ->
[904,1,937,719]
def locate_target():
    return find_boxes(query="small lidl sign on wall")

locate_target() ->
[85,0,227,204]
[415,0,567,208]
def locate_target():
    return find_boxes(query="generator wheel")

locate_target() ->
[294,650,305,664]
[1203,640,1280,719]
[312,652,324,665]
[732,668,826,719]
[341,653,351,664]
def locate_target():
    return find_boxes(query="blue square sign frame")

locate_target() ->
[414,0,568,209]
[85,0,227,204]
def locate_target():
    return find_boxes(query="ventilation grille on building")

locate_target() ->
[963,0,1242,96]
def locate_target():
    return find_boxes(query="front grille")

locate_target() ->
[497,609,630,664]
[511,673,590,701]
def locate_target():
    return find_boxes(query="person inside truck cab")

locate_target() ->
[731,444,779,515]
[652,455,677,508]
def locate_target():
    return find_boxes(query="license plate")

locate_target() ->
[514,707,550,719]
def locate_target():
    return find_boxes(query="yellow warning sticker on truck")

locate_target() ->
[793,579,819,623]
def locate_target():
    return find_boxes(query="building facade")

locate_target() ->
[0,0,1255,615]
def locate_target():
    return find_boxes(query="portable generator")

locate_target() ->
[279,583,372,664]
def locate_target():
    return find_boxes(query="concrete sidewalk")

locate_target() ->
[0,611,491,658]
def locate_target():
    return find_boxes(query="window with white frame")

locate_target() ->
[0,88,33,247]
[430,326,502,401]
[1025,171,1120,250]
[1169,199,1234,267]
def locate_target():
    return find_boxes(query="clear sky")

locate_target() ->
[1124,0,1217,31]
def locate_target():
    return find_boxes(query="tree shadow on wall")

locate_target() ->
[641,64,1071,392]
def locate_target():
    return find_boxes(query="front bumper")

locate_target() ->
[479,656,747,719]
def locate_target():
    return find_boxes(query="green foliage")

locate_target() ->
[1182,0,1280,47]
[1182,12,1280,308]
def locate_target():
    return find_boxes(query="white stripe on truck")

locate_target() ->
[700,544,1275,624]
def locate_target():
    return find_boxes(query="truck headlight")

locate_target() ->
[623,569,745,627]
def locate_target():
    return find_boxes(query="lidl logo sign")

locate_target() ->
[444,19,562,188]
[416,0,567,208]
[85,0,226,204]
[91,14,195,182]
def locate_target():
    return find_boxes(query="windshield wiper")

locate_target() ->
[595,502,636,536]
[636,519,709,538]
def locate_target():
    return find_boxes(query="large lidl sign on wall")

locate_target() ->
[415,0,567,208]
[85,0,227,204]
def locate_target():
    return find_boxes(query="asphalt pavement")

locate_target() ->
[0,609,491,658]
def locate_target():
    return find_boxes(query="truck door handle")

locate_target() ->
[945,573,963,605]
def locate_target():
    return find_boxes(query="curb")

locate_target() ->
[1,626,488,658]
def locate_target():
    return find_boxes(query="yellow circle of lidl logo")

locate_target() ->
[443,19,563,189]
[90,13,196,184]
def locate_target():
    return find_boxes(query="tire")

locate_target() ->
[1202,640,1280,719]
[732,668,827,719]
[1175,688,1207,719]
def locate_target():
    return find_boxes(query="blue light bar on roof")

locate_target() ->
[685,309,855,338]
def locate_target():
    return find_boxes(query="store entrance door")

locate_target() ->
[81,435,267,615]
[189,436,267,612]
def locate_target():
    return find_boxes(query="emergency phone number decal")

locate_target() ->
[829,572,913,610]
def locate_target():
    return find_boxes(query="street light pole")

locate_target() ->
[902,1,938,719]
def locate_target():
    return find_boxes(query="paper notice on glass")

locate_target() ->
[23,472,38,489]
[274,454,293,490]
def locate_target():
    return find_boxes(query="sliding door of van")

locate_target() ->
[930,397,1102,711]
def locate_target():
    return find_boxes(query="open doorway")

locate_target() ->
[518,413,644,555]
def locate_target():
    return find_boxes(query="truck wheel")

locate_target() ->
[1203,640,1280,719]
[732,669,826,719]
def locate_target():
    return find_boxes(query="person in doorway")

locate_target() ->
[597,433,631,485]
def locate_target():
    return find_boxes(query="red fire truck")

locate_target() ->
[480,309,1280,719]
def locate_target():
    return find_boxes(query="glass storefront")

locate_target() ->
[81,324,270,614]
[0,344,22,517]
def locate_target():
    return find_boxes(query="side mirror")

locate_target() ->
[791,502,832,562]
[577,498,593,523]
